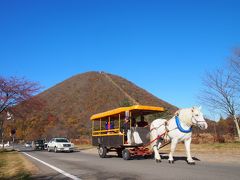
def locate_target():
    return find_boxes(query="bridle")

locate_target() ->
[191,113,206,127]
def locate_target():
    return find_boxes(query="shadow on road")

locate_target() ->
[102,153,201,163]
[160,153,200,162]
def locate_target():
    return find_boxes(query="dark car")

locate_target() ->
[33,140,45,150]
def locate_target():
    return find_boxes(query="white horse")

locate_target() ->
[150,107,208,164]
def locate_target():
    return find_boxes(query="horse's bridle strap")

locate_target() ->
[191,115,206,125]
[150,122,166,132]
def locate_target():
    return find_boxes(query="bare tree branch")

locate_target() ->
[230,48,240,87]
[199,68,240,140]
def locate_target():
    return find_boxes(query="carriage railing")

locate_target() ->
[92,114,124,137]
[92,128,122,136]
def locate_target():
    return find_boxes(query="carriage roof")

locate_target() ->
[90,105,165,120]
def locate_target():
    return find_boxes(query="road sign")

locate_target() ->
[7,111,14,121]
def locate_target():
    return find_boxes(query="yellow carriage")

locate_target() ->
[91,105,165,160]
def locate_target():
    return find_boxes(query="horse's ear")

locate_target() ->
[175,110,180,116]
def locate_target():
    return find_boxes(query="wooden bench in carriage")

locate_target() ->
[91,105,168,160]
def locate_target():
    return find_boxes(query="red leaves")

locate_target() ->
[0,76,41,113]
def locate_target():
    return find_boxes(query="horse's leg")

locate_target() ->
[168,138,178,164]
[184,137,195,165]
[150,130,161,163]
[153,144,161,163]
[157,139,162,150]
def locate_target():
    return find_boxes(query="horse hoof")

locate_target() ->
[168,160,174,164]
[156,159,161,163]
[187,161,195,165]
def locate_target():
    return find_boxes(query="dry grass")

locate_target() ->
[156,143,240,164]
[0,151,38,180]
[160,142,240,154]
[75,144,94,150]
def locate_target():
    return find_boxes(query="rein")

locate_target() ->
[143,132,167,148]
[150,121,167,132]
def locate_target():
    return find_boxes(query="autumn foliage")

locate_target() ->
[0,76,42,145]
[10,72,177,142]
[3,72,238,144]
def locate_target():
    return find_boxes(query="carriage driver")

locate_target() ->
[120,117,132,144]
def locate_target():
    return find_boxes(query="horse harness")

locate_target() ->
[148,115,193,148]
[150,115,192,133]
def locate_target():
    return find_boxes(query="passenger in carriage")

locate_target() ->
[121,117,131,144]
[105,119,114,133]
[121,117,130,134]
[137,115,148,127]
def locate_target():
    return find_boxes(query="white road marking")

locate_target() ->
[22,152,81,180]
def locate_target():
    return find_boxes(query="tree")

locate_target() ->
[0,76,41,148]
[230,48,240,86]
[200,69,240,140]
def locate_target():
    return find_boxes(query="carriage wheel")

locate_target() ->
[98,145,107,158]
[122,149,131,160]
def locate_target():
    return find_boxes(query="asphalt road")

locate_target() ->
[18,146,240,180]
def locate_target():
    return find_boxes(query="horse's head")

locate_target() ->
[176,107,208,130]
[190,106,208,130]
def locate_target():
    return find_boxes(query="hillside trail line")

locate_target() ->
[101,72,139,105]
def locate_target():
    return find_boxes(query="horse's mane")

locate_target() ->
[176,108,194,126]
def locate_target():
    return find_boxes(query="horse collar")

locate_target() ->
[175,116,192,133]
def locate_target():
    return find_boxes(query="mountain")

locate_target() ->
[16,71,178,140]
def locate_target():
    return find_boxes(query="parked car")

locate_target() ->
[47,138,74,153]
[32,139,45,150]
[25,141,32,148]
[0,141,10,147]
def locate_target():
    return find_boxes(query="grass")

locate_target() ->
[0,150,37,180]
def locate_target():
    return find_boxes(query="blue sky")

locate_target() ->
[1,0,240,120]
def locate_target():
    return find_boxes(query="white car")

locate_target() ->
[47,138,74,153]
[25,141,32,148]
[0,141,10,147]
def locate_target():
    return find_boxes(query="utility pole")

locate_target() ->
[7,111,16,150]
[11,129,16,150]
